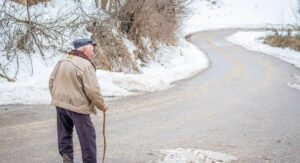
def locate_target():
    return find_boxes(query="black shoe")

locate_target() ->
[62,153,74,163]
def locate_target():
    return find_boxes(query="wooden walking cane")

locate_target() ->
[102,111,106,163]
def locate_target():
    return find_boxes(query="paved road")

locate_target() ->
[0,29,300,163]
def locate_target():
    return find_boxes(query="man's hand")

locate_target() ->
[100,104,108,112]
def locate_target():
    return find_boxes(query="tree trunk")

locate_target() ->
[101,0,109,10]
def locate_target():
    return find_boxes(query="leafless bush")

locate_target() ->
[71,0,187,73]
[117,0,191,62]
[71,3,139,73]
[87,0,191,72]
[88,22,139,73]
[264,34,300,52]
[0,0,79,81]
[264,28,300,52]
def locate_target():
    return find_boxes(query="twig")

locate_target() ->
[0,68,15,82]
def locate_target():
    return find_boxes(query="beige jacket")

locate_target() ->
[49,51,105,115]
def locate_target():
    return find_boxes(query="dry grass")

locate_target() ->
[118,0,187,61]
[264,29,300,51]
[264,32,300,52]
[88,22,139,73]
[87,0,188,73]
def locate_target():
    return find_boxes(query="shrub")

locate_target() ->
[117,0,189,61]
[264,29,300,52]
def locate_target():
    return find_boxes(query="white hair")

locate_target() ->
[77,44,93,52]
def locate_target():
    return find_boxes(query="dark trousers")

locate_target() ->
[56,107,97,163]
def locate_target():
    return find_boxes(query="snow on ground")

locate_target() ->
[0,38,208,105]
[157,148,237,163]
[226,31,300,91]
[0,0,209,105]
[288,75,300,91]
[183,0,298,35]
[98,39,208,96]
[1,0,299,105]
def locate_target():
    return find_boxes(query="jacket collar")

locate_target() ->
[68,49,96,71]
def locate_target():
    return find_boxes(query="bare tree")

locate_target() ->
[0,0,191,81]
[0,0,79,81]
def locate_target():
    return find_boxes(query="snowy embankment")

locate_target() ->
[226,31,300,91]
[0,0,209,105]
[98,39,208,97]
[0,39,208,105]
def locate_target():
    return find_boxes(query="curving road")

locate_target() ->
[0,29,300,162]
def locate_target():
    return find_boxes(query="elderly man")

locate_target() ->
[49,39,108,163]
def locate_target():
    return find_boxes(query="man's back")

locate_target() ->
[49,55,100,115]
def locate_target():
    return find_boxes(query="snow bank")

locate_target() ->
[98,39,208,96]
[226,31,300,91]
[0,39,208,105]
[0,50,61,105]
[183,0,298,35]
[227,31,300,68]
